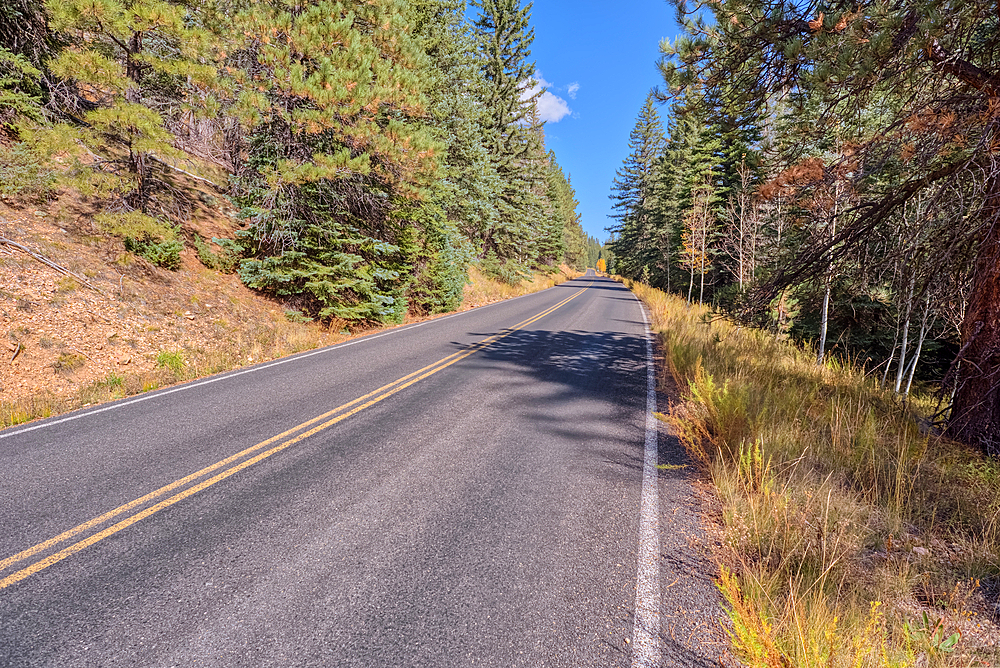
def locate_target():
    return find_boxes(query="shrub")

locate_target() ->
[0,141,55,200]
[95,211,183,270]
[193,234,239,273]
[155,350,184,374]
[124,237,182,270]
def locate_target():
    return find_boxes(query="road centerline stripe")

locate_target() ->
[0,281,593,590]
[0,274,595,441]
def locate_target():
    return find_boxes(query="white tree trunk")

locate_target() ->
[894,273,916,394]
[903,296,933,398]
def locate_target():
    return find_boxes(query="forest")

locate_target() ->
[0,0,602,323]
[607,0,1000,455]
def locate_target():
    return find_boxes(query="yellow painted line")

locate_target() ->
[0,286,584,575]
[0,281,592,590]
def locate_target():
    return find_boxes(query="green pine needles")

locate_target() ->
[1,0,584,321]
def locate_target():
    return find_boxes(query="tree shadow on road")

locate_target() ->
[452,325,735,667]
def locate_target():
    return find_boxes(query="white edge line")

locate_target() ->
[632,299,661,667]
[1,276,592,440]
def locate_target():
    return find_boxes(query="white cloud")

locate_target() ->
[521,70,572,123]
[536,91,571,123]
[567,82,580,99]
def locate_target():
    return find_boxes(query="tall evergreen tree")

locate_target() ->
[472,0,547,275]
[545,152,587,269]
[607,92,668,284]
[228,0,441,322]
[406,0,496,312]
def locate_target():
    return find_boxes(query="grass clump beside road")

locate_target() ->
[629,280,1000,667]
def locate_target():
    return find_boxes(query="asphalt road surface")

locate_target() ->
[0,271,726,667]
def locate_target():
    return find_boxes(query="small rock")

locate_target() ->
[120,356,131,365]
[912,546,929,556]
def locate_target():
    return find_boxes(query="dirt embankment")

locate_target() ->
[1,186,583,426]
[0,187,347,423]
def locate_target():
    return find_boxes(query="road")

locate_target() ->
[0,271,724,667]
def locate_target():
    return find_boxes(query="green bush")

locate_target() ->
[125,237,183,270]
[0,46,43,126]
[409,232,470,314]
[0,141,55,200]
[193,234,239,273]
[95,211,183,270]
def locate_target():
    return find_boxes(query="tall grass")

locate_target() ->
[629,280,1000,667]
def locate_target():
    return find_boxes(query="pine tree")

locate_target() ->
[39,0,220,266]
[545,152,586,269]
[608,92,668,284]
[406,0,497,312]
[472,0,547,275]
[44,0,217,208]
[228,0,442,322]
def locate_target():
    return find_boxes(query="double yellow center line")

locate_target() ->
[0,281,592,590]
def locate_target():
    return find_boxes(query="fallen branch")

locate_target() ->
[0,233,106,295]
[149,154,225,190]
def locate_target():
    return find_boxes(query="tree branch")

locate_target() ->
[0,235,106,295]
[148,154,225,190]
[927,39,1000,96]
[747,157,969,311]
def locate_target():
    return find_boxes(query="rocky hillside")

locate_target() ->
[0,181,353,425]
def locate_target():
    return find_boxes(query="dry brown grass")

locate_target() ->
[626,279,1000,668]
[462,264,583,309]
[2,317,349,428]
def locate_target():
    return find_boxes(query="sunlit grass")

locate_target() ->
[2,267,584,430]
[462,264,583,309]
[628,279,1000,667]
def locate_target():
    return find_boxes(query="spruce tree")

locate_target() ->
[472,0,547,275]
[545,152,587,270]
[406,0,496,312]
[608,92,668,284]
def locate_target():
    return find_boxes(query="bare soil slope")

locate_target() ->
[1,186,581,426]
[0,188,346,423]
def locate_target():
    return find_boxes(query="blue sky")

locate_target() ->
[524,1,681,243]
